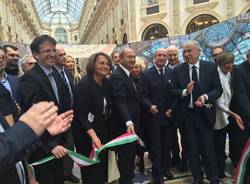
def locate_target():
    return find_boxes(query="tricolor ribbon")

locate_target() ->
[235,137,250,184]
[30,132,144,167]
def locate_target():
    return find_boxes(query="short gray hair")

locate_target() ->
[183,40,201,50]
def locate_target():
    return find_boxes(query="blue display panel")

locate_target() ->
[116,12,250,65]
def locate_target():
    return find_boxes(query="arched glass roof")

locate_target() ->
[33,0,84,25]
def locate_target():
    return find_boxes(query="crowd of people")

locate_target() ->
[0,34,250,184]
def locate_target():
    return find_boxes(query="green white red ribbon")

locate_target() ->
[235,137,250,184]
[31,132,144,167]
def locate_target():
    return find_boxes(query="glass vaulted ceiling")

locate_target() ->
[33,0,84,25]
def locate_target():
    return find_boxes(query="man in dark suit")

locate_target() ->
[170,41,222,184]
[3,45,20,76]
[111,50,120,70]
[20,35,68,184]
[109,48,140,184]
[0,46,21,124]
[54,46,79,183]
[166,45,189,173]
[139,48,174,184]
[230,49,250,167]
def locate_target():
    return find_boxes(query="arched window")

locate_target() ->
[55,27,67,44]
[142,23,168,41]
[186,14,219,34]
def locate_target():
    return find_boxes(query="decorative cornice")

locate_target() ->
[186,1,219,12]
[140,12,167,22]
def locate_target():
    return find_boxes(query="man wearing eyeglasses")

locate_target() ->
[20,35,69,184]
[21,55,36,74]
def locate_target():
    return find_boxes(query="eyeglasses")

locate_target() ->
[39,49,56,54]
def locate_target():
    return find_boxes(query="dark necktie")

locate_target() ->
[159,68,164,79]
[129,73,137,91]
[61,70,73,106]
[48,72,60,104]
[61,71,67,82]
[191,65,200,105]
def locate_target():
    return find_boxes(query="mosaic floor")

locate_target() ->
[66,156,235,184]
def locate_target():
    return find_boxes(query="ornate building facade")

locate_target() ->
[78,0,250,44]
[0,0,42,43]
[0,0,249,44]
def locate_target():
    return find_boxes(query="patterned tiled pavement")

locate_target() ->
[65,156,235,184]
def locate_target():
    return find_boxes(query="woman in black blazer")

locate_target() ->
[73,52,112,184]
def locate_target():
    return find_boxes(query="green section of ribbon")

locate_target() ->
[30,133,144,167]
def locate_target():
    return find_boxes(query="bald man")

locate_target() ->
[54,46,78,183]
[140,48,175,183]
[109,48,140,184]
[166,45,188,172]
[166,45,179,69]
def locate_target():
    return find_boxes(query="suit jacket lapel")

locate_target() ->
[182,63,190,87]
[65,70,74,92]
[153,65,166,80]
[35,64,59,106]
[198,62,204,91]
[117,66,136,93]
[6,75,17,99]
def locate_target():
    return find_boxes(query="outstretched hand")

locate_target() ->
[20,102,58,136]
[47,110,74,136]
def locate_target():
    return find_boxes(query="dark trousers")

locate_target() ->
[214,127,227,177]
[34,158,64,184]
[146,123,172,182]
[63,129,75,176]
[185,110,219,183]
[117,142,137,184]
[228,117,250,165]
[81,151,108,184]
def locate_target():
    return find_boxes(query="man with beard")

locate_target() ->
[3,45,20,76]
[0,46,21,124]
